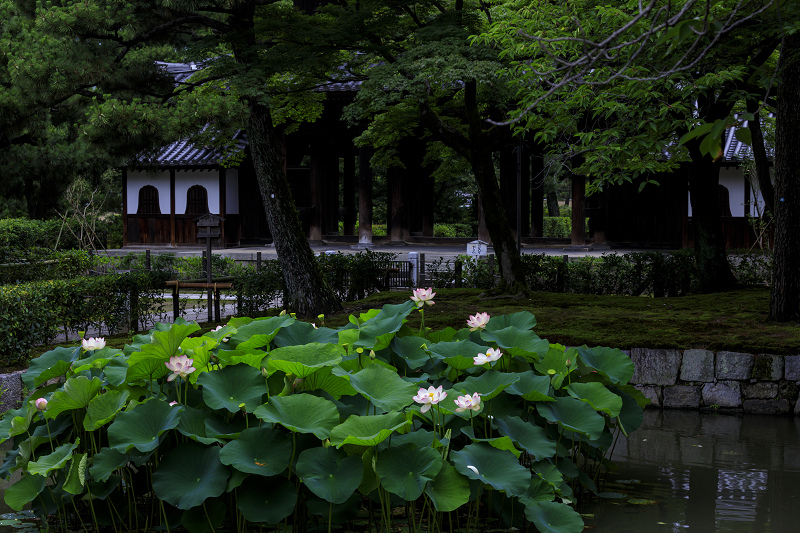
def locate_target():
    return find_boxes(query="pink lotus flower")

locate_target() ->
[35,398,48,411]
[413,385,447,413]
[165,355,196,381]
[473,347,502,366]
[82,337,106,351]
[410,287,435,308]
[454,392,481,412]
[467,312,490,331]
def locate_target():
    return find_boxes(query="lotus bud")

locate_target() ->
[261,367,269,377]
[369,350,376,360]
[280,309,287,316]
[35,398,48,411]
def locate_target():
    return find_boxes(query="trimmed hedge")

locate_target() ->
[0,272,170,368]
[0,248,92,284]
[0,218,79,249]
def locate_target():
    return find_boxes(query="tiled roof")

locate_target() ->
[155,61,202,84]
[722,115,775,163]
[135,130,248,167]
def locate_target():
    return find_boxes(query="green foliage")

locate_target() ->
[0,272,169,367]
[2,300,645,532]
[316,250,401,301]
[0,219,77,249]
[0,248,91,284]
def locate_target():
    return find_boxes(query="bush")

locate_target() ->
[0,218,80,249]
[542,217,571,238]
[0,272,170,367]
[729,249,772,286]
[0,302,645,533]
[0,248,92,284]
[316,249,401,301]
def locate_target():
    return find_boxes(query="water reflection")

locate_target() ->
[582,410,800,532]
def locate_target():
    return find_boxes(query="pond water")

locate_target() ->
[582,409,800,532]
[1,410,798,532]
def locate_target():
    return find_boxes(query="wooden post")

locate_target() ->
[122,168,129,247]
[173,283,180,321]
[531,152,544,238]
[219,168,227,247]
[571,175,586,246]
[169,169,176,247]
[206,238,213,323]
[343,151,356,235]
[145,249,151,271]
[454,260,463,288]
[358,147,374,245]
[256,251,262,273]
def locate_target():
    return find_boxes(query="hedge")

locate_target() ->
[0,272,170,368]
[0,248,92,284]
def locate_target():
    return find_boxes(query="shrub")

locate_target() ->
[542,217,571,238]
[316,249,401,300]
[0,301,646,533]
[0,249,92,284]
[0,272,170,367]
[0,218,80,249]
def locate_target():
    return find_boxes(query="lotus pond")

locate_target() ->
[0,295,646,532]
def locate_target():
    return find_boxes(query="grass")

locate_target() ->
[15,287,800,373]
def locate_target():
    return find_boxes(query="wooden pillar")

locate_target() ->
[325,147,339,235]
[169,169,176,247]
[571,175,586,246]
[219,168,227,248]
[343,151,356,235]
[519,145,530,239]
[387,166,405,242]
[531,152,544,237]
[358,147,374,245]
[499,146,517,240]
[122,168,129,246]
[477,195,491,243]
[309,152,323,242]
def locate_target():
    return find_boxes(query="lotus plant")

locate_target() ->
[411,287,435,337]
[474,347,503,366]
[466,312,490,331]
[165,354,196,381]
[81,336,105,351]
[413,385,447,413]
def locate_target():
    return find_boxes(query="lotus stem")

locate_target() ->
[202,501,216,533]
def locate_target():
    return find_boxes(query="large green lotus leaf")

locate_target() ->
[296,447,363,504]
[181,339,216,384]
[63,453,88,495]
[152,442,229,510]
[204,415,247,440]
[330,412,408,448]
[84,390,130,431]
[377,428,435,452]
[451,443,530,496]
[565,382,622,417]
[458,370,520,401]
[345,365,416,413]
[354,301,415,350]
[181,497,225,533]
[537,396,606,441]
[425,462,470,512]
[89,447,128,482]
[71,347,122,374]
[236,476,296,524]
[480,327,549,357]
[303,366,358,399]
[458,428,520,457]
[125,351,171,382]
[5,405,35,440]
[485,311,537,332]
[506,371,554,402]
[391,335,434,370]
[267,343,345,378]
[145,320,202,359]
[523,500,584,533]
[273,322,338,348]
[198,364,268,413]
[577,346,634,385]
[617,383,652,410]
[24,346,81,389]
[495,416,557,461]
[428,327,458,343]
[254,394,340,439]
[376,443,442,501]
[45,376,102,419]
[533,345,572,377]
[177,406,225,445]
[221,350,267,370]
[428,340,486,370]
[612,385,645,436]
[103,356,130,386]
[108,399,182,453]
[219,427,292,476]
[230,315,295,350]
[27,440,79,476]
[4,474,46,511]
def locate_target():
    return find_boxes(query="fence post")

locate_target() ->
[408,252,419,286]
[89,249,94,276]
[145,249,151,271]
[256,251,262,273]
[129,288,139,333]
[214,288,221,323]
[173,283,180,322]
[454,260,463,288]
[419,253,426,286]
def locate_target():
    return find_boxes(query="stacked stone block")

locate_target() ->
[631,348,800,414]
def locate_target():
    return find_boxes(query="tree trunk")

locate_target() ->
[769,34,800,321]
[686,149,737,292]
[546,191,560,217]
[471,145,527,291]
[746,98,775,216]
[247,102,341,316]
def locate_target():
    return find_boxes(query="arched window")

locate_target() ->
[185,185,210,215]
[136,185,161,215]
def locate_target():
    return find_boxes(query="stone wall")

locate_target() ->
[630,348,800,415]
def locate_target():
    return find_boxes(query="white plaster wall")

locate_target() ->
[686,168,766,217]
[175,170,220,214]
[226,169,239,214]
[127,171,170,215]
